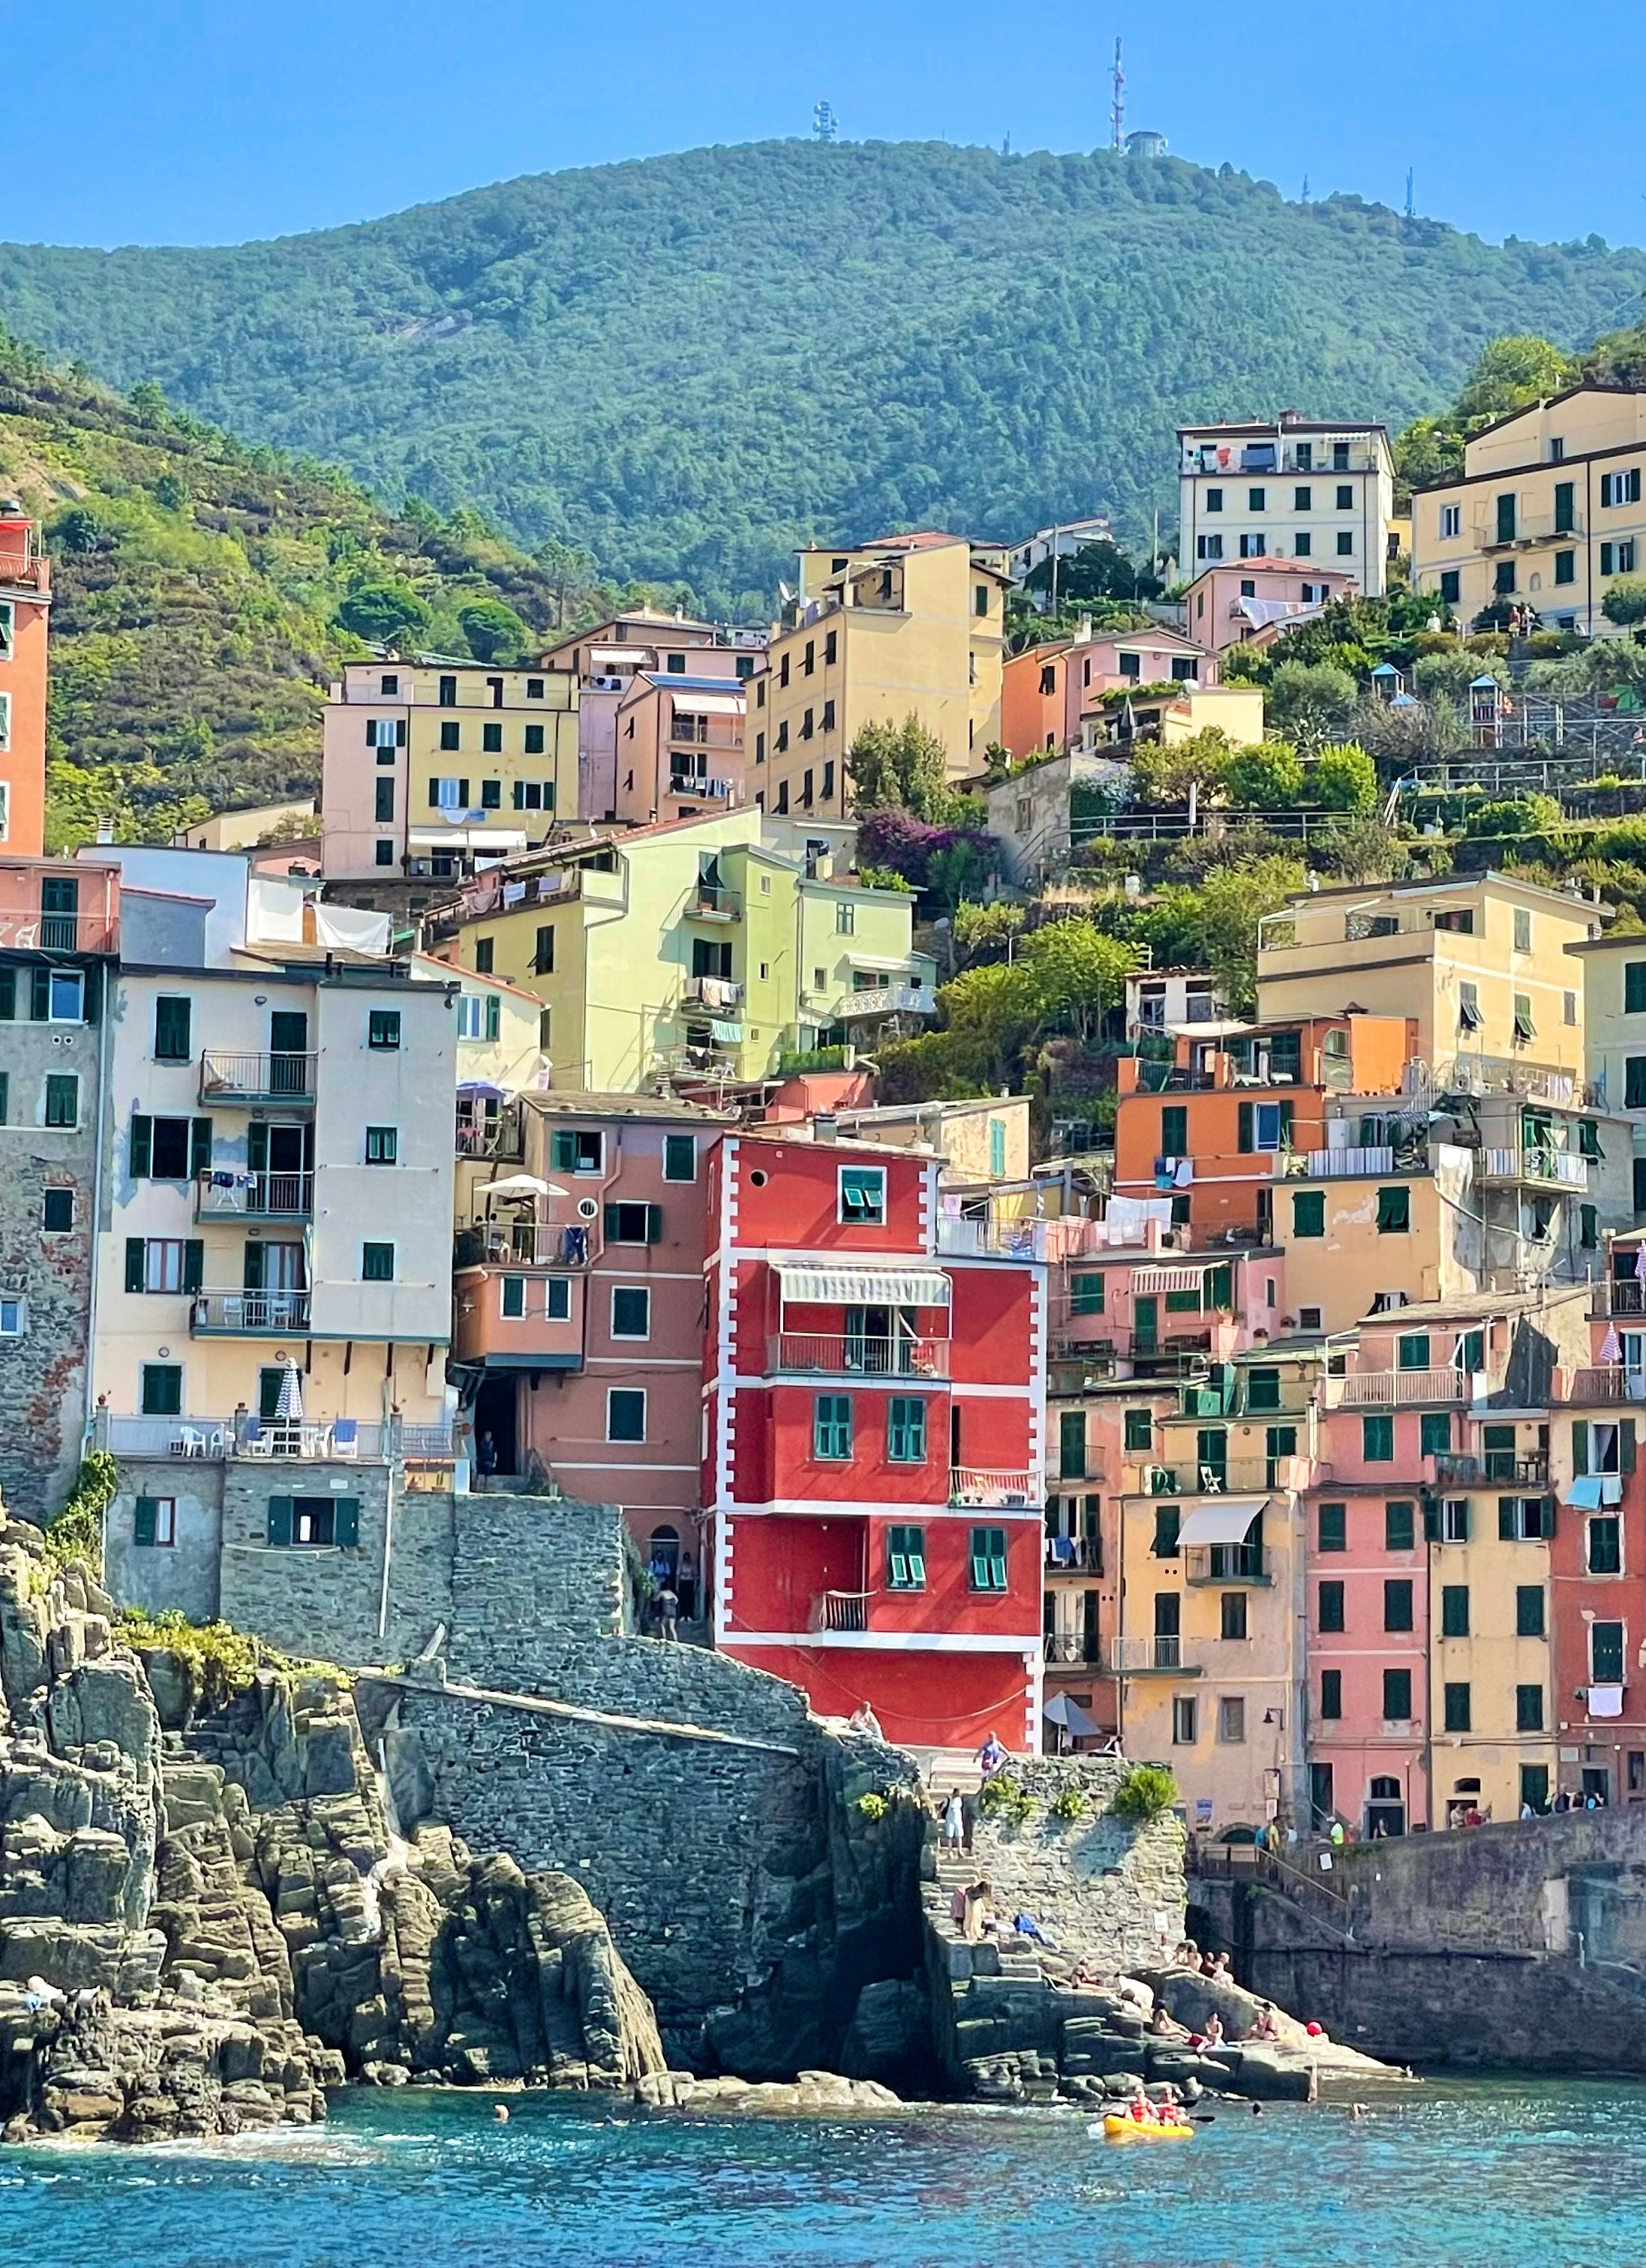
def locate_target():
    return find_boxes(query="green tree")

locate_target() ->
[1309,742,1378,814]
[154,471,189,512]
[1017,920,1137,1044]
[1143,855,1307,1016]
[1128,728,1231,809]
[47,504,110,555]
[1601,578,1646,628]
[1023,538,1162,603]
[458,595,530,661]
[1414,649,1508,702]
[335,576,432,646]
[1265,660,1358,749]
[952,899,1025,967]
[848,713,951,819]
[1224,739,1304,810]
[1454,334,1577,424]
[927,839,989,919]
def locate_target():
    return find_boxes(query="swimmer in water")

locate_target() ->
[494,2103,511,2122]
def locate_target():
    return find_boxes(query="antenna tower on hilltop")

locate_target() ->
[814,100,838,143]
[1110,38,1125,152]
[1404,167,1415,218]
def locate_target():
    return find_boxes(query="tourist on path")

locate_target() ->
[652,1585,680,1640]
[976,1731,1008,1778]
[476,1432,497,1490]
[942,1790,965,1852]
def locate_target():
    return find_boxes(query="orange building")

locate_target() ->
[1114,1015,1413,1240]
[1000,623,1215,758]
[0,511,50,856]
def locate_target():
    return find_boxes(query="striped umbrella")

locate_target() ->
[275,1360,305,1423]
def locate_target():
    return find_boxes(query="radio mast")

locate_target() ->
[1110,38,1125,151]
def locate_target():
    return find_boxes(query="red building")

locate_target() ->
[703,1129,1047,1749]
[0,512,50,856]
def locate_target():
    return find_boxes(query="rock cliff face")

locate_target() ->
[0,1516,662,2142]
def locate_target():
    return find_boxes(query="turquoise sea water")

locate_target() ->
[3,2078,1641,2268]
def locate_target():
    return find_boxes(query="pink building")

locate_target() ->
[611,671,747,824]
[1182,557,1358,656]
[451,1091,734,1599]
[1001,624,1216,758]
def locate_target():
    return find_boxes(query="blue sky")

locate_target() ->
[8,0,1644,254]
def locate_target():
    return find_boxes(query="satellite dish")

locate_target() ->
[777,581,794,603]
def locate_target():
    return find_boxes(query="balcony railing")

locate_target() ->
[683,974,744,1007]
[1328,1367,1469,1406]
[1110,1634,1200,1675]
[1476,1147,1587,1189]
[0,904,119,954]
[1557,1366,1646,1404]
[669,775,736,801]
[1430,1448,1547,1486]
[689,884,740,920]
[195,1170,314,1220]
[1044,1537,1103,1573]
[1127,1456,1308,1497]
[840,984,938,1019]
[1044,1633,1104,1664]
[455,1220,596,1268]
[1476,514,1584,550]
[191,1289,312,1335]
[770,1333,951,1378]
[1185,1543,1271,1586]
[1592,1280,1646,1318]
[1275,1145,1395,1179]
[951,1466,1040,1507]
[455,1104,524,1161]
[936,1217,1047,1262]
[809,1588,871,1634]
[103,1413,450,1462]
[200,1052,318,1106]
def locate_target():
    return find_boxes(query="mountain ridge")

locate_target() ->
[0,138,1638,611]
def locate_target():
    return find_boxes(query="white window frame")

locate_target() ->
[606,1386,647,1443]
[837,1163,887,1224]
[0,688,10,751]
[455,994,485,1040]
[1442,1498,1469,1543]
[153,1496,177,1546]
[0,599,12,657]
[146,1239,185,1294]
[0,1293,26,1336]
[835,899,855,935]
[47,969,86,1024]
[1440,504,1461,540]
[610,1284,651,1340]
[434,776,464,810]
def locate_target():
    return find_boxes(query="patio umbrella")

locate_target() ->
[457,1080,509,1100]
[1041,1691,1098,1739]
[479,1174,564,1198]
[275,1360,305,1423]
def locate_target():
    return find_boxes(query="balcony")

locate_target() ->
[1432,1449,1548,1486]
[1556,1366,1645,1404]
[195,1170,313,1221]
[0,904,119,955]
[1327,1367,1468,1406]
[1476,514,1584,552]
[936,1217,1047,1262]
[840,984,938,1019]
[1125,1456,1308,1497]
[1044,1536,1103,1573]
[1044,1633,1104,1664]
[770,1333,951,1378]
[200,1052,318,1106]
[1185,1543,1272,1586]
[1109,1634,1201,1676]
[1591,1280,1646,1318]
[668,775,736,802]
[952,1466,1041,1508]
[683,974,744,1008]
[689,884,740,921]
[455,1102,524,1162]
[809,1588,871,1634]
[1476,1147,1587,1189]
[455,1218,596,1269]
[103,1412,451,1463]
[191,1289,312,1336]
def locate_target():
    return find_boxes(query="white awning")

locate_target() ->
[1177,1500,1266,1547]
[1131,1265,1206,1294]
[407,829,529,850]
[846,953,916,974]
[671,689,743,716]
[778,1262,951,1307]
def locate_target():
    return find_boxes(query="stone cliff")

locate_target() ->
[0,1514,663,2141]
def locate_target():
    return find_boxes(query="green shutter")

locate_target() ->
[183,1240,204,1294]
[1623,1421,1638,1474]
[603,1203,619,1239]
[1572,1420,1589,1477]
[31,966,50,1021]
[646,1204,664,1244]
[1423,1498,1440,1541]
[0,966,14,1018]
[1237,1100,1254,1154]
[130,1114,152,1178]
[155,995,191,1060]
[552,1130,576,1171]
[334,1498,359,1548]
[1499,1496,1518,1540]
[191,1118,213,1178]
[247,1121,269,1173]
[125,1238,146,1293]
[485,994,500,1041]
[266,1496,294,1546]
[0,1070,8,1124]
[244,1242,266,1290]
[133,1496,158,1547]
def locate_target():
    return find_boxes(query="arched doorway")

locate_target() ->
[1365,1774,1405,1838]
[647,1525,680,1585]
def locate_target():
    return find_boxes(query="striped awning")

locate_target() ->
[779,1262,951,1307]
[1131,1265,1207,1294]
[1177,1500,1266,1546]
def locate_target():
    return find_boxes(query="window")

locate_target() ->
[1581,1204,1599,1251]
[365,1126,398,1164]
[1436,1498,1467,1545]
[1246,1367,1281,1414]
[1292,484,1312,512]
[1383,1668,1413,1722]
[1512,994,1534,1043]
[1236,1100,1293,1154]
[1627,1058,1646,1112]
[1218,1695,1246,1742]
[1160,1104,1188,1156]
[438,719,462,755]
[607,1390,646,1444]
[1443,1682,1471,1734]
[523,724,545,757]
[1593,1621,1625,1684]
[888,1524,926,1588]
[374,778,396,824]
[124,1237,202,1295]
[1113,1411,1151,1460]
[1440,1584,1470,1638]
[1588,1516,1623,1574]
[526,677,544,699]
[832,899,857,938]
[1396,1333,1431,1372]
[368,1009,401,1050]
[481,780,502,809]
[375,842,395,867]
[1317,1502,1347,1552]
[455,994,485,1040]
[1197,534,1224,560]
[500,1276,526,1320]
[975,584,990,617]
[1173,1697,1197,1745]
[1293,531,1312,557]
[1516,1685,1545,1734]
[1289,1187,1326,1240]
[153,995,191,1061]
[1554,551,1576,586]
[1221,1592,1248,1642]
[662,1132,696,1184]
[1318,1580,1344,1633]
[1335,531,1354,555]
[1059,1409,1087,1479]
[1499,1494,1554,1541]
[362,1242,395,1282]
[1204,487,1224,512]
[1420,1412,1451,1459]
[0,1294,23,1335]
[1626,963,1646,1016]
[1239,533,1266,558]
[888,1396,927,1462]
[605,1201,662,1245]
[1383,1578,1413,1632]
[267,1496,360,1549]
[1248,486,1266,511]
[1600,467,1642,508]
[1516,1585,1545,1638]
[811,1394,855,1460]
[838,1166,885,1224]
[551,1129,604,1174]
[1362,1415,1394,1462]
[42,1188,74,1232]
[1440,503,1462,540]
[132,1496,176,1549]
[438,674,458,706]
[611,1286,650,1340]
[1152,1505,1180,1558]
[1376,1186,1410,1234]
[969,1526,1008,1591]
[1602,542,1638,578]
[140,1364,182,1418]
[546,1278,571,1322]
[1455,979,1482,1035]
[1038,664,1057,696]
[1320,1669,1343,1720]
[1385,1500,1415,1551]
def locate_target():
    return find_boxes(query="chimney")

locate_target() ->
[814,1113,838,1144]
[95,822,114,845]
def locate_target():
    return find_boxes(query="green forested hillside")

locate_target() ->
[0,334,628,845]
[0,140,1637,613]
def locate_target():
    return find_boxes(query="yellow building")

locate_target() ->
[1256,872,1601,1084]
[752,533,1008,823]
[428,809,934,1092]
[321,657,580,883]
[1410,384,1646,634]
[173,800,316,852]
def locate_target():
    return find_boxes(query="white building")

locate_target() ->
[1177,415,1398,598]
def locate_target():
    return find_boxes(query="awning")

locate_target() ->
[1043,1692,1099,1738]
[846,953,917,974]
[778,1262,951,1308]
[1131,1265,1206,1294]
[407,829,529,851]
[671,690,743,716]
[1176,1500,1266,1547]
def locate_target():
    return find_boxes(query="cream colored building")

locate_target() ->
[91,848,456,1449]
[1178,416,1398,597]
[753,533,1008,823]
[1570,928,1646,1214]
[174,800,316,853]
[1410,385,1646,634]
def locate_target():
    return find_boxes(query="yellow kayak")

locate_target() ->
[1103,2114,1194,2142]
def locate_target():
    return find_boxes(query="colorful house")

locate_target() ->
[0,510,50,857]
[1177,415,1397,598]
[1179,558,1358,655]
[611,671,747,824]
[703,1129,1046,1749]
[1000,623,1215,759]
